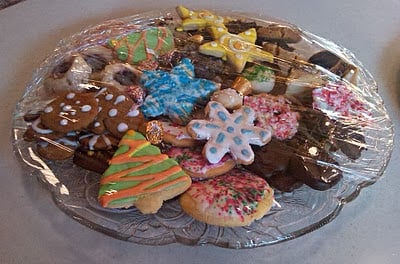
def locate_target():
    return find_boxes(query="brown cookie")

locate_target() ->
[43,55,92,95]
[40,91,98,133]
[90,85,145,138]
[78,132,120,150]
[73,148,114,174]
[23,117,66,142]
[36,136,78,160]
[257,24,302,44]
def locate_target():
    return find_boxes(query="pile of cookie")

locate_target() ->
[23,6,368,227]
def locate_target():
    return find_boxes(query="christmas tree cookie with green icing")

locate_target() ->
[108,27,174,65]
[98,130,192,214]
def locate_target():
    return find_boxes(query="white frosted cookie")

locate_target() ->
[187,101,272,165]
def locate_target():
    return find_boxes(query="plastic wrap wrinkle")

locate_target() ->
[11,7,393,248]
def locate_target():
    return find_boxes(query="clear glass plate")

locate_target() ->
[11,8,393,248]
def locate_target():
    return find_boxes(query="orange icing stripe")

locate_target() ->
[99,130,190,207]
[99,174,188,207]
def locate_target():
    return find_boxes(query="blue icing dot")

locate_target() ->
[209,147,217,154]
[234,115,243,124]
[243,107,252,114]
[217,111,227,121]
[241,149,250,157]
[233,136,242,145]
[211,102,219,108]
[206,123,220,129]
[260,130,268,139]
[191,122,201,129]
[241,128,253,135]
[227,126,234,133]
[216,132,225,143]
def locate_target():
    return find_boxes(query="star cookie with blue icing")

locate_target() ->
[199,26,274,73]
[187,101,272,165]
[139,58,220,125]
[176,5,229,31]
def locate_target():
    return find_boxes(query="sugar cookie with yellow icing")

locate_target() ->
[199,26,274,73]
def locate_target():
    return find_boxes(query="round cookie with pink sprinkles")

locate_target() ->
[166,146,236,179]
[179,168,274,227]
[243,94,299,140]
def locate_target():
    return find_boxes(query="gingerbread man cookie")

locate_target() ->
[40,91,99,133]
[187,101,272,165]
[90,85,145,138]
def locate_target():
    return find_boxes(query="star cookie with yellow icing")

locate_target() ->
[199,26,274,73]
[176,5,229,31]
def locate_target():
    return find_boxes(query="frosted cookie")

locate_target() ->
[40,91,98,133]
[176,5,228,31]
[98,130,192,214]
[159,120,198,147]
[44,55,92,95]
[91,85,145,137]
[242,64,276,94]
[187,101,272,165]
[312,81,369,120]
[140,58,220,125]
[108,27,175,65]
[199,26,274,73]
[167,146,235,179]
[180,168,274,227]
[210,88,243,110]
[244,94,299,140]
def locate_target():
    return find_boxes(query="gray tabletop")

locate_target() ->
[1,0,399,263]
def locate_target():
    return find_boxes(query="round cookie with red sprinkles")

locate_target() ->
[179,168,274,227]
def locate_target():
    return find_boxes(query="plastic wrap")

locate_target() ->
[11,7,393,248]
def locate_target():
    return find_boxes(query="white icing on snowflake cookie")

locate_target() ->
[187,101,272,165]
